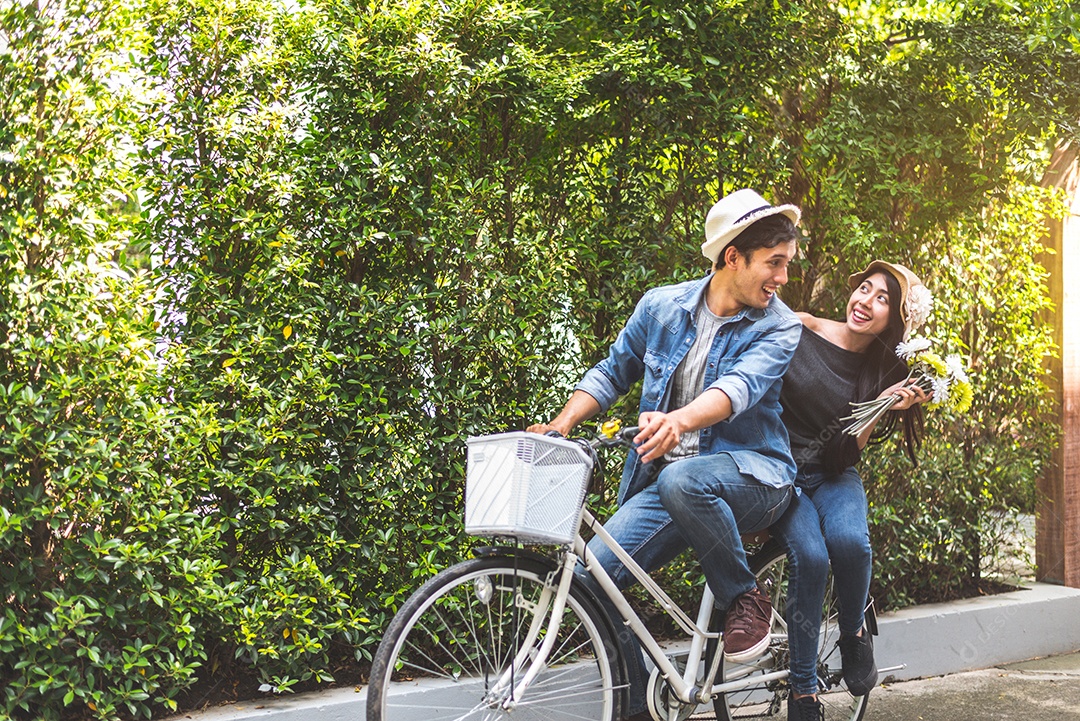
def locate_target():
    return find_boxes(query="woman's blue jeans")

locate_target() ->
[771,465,873,696]
[579,453,792,714]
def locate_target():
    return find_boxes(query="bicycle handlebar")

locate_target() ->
[592,425,639,449]
[543,424,638,450]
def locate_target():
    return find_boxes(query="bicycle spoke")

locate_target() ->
[396,656,467,683]
[494,577,531,672]
[491,673,618,721]
[425,606,488,679]
[519,675,618,701]
[523,661,609,698]
[548,618,591,663]
[453,584,499,677]
[550,636,596,667]
[400,633,468,681]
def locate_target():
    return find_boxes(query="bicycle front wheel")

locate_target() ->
[716,544,868,721]
[366,554,622,721]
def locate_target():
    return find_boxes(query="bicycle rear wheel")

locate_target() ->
[366,554,622,721]
[716,544,868,721]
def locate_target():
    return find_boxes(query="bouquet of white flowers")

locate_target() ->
[841,336,973,437]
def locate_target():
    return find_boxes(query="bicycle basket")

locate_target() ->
[465,432,594,545]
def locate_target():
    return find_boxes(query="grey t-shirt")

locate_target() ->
[664,297,734,461]
[780,328,863,468]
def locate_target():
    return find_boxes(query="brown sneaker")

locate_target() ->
[723,583,773,663]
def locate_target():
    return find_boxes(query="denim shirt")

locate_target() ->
[575,273,801,506]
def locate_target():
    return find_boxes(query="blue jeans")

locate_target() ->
[771,466,872,696]
[580,454,792,714]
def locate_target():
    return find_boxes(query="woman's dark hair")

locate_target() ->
[716,215,799,269]
[824,270,925,470]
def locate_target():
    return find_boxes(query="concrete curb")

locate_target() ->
[170,582,1080,721]
[875,581,1080,681]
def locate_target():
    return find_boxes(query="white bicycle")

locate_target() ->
[366,425,882,721]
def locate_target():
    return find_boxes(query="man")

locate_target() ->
[528,188,802,720]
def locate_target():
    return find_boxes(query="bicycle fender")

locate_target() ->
[471,545,561,568]
[865,595,879,637]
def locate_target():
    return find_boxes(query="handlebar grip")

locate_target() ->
[543,429,566,439]
[621,426,640,443]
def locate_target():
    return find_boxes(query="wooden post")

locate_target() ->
[1038,143,1080,588]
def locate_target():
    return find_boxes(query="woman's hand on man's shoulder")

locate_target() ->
[796,311,821,329]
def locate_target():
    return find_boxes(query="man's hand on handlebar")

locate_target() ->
[525,391,601,439]
[526,422,563,436]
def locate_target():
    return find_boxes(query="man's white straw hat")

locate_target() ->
[701,189,801,264]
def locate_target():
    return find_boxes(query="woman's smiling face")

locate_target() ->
[846,271,893,337]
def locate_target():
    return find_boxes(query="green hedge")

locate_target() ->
[2,0,1078,718]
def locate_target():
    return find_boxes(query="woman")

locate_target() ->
[774,260,930,721]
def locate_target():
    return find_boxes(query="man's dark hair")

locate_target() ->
[716,214,799,269]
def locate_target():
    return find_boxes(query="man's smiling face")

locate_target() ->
[730,240,798,310]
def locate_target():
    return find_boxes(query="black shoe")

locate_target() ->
[838,630,878,696]
[787,695,825,721]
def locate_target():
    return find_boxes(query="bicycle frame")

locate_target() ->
[498,505,790,711]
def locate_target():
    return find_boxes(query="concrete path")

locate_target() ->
[173,651,1080,720]
[865,652,1080,720]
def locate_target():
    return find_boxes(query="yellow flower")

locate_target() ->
[950,380,974,414]
[918,351,948,377]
